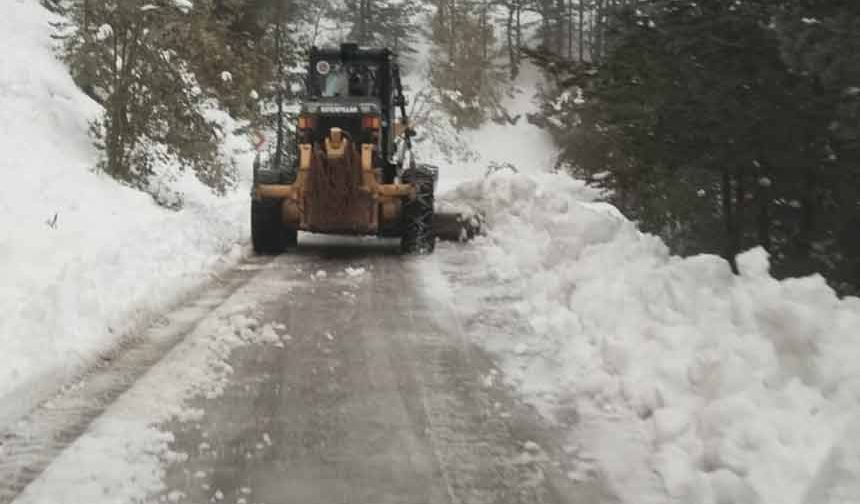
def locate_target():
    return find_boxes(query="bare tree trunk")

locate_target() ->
[721,166,738,273]
[448,0,456,57]
[734,166,746,265]
[797,163,817,273]
[358,0,367,44]
[274,0,285,170]
[578,0,584,62]
[567,0,573,59]
[539,0,551,49]
[108,28,128,178]
[755,162,772,252]
[506,4,517,78]
[554,0,565,54]
[594,0,604,62]
[480,1,488,62]
[448,0,457,87]
[588,3,594,61]
[516,1,522,55]
[365,0,372,44]
[311,5,325,45]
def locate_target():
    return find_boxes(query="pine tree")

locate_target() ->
[334,0,423,53]
[428,0,509,129]
[534,0,860,291]
[60,0,234,195]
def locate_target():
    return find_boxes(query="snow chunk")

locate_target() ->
[96,24,113,41]
[653,408,690,442]
[736,247,771,279]
[166,490,185,503]
[344,266,366,278]
[523,440,542,452]
[172,0,193,13]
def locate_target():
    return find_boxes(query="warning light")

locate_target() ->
[362,115,381,130]
[298,115,316,130]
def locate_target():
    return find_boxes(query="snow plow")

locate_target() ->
[252,44,474,255]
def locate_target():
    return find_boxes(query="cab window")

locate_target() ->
[316,61,378,98]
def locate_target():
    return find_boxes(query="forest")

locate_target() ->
[43,0,860,293]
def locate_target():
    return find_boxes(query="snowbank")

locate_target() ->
[0,2,252,425]
[441,171,860,504]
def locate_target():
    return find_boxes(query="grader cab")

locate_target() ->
[251,44,437,255]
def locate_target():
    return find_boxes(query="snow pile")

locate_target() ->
[343,266,367,278]
[442,171,860,504]
[0,1,252,425]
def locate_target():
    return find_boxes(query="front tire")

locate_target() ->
[400,170,435,254]
[251,199,286,255]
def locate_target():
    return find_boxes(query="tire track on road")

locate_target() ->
[0,258,271,504]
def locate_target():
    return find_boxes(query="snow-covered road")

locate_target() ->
[5,3,858,501]
[3,235,610,504]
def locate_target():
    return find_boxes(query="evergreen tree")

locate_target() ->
[428,0,510,128]
[533,0,860,291]
[333,0,424,53]
[60,0,235,194]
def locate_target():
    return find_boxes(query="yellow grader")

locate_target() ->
[251,44,438,254]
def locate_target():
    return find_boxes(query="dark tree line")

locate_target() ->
[530,1,860,293]
[423,0,642,128]
[51,0,860,293]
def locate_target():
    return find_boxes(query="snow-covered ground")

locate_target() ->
[0,1,253,426]
[424,43,860,504]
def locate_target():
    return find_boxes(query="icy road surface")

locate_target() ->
[3,235,609,504]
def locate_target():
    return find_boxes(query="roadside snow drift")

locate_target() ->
[440,171,860,504]
[0,2,251,425]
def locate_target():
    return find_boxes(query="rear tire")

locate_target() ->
[400,170,435,254]
[252,199,286,255]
